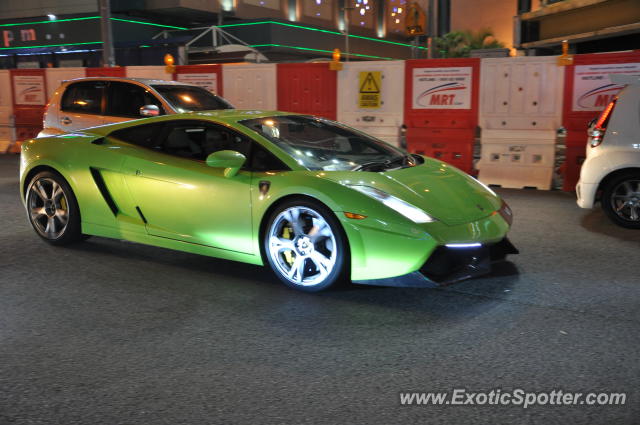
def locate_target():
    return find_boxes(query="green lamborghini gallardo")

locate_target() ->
[20,110,517,291]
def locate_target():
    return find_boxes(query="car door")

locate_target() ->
[58,81,106,131]
[120,119,254,253]
[102,81,166,126]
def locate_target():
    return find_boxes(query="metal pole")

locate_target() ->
[98,0,116,67]
[343,2,352,62]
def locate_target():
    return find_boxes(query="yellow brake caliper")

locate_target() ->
[283,226,294,266]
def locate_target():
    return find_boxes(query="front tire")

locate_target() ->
[601,172,640,229]
[264,199,347,292]
[26,171,83,245]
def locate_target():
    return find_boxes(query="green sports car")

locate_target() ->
[20,110,517,291]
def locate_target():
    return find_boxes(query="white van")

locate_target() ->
[576,74,640,228]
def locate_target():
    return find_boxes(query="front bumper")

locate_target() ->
[353,238,518,288]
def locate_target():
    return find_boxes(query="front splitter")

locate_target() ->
[352,238,518,289]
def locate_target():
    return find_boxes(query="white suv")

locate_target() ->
[576,74,640,228]
[39,77,233,137]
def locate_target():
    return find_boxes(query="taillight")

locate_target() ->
[590,97,617,148]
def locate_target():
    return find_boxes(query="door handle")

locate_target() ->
[61,116,72,125]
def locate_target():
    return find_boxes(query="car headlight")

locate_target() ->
[346,185,436,223]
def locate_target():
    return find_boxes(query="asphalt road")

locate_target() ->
[1,154,639,425]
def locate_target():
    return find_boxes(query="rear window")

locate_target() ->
[61,81,105,114]
[152,85,233,112]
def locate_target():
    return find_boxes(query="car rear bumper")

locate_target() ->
[353,238,518,288]
[576,180,597,208]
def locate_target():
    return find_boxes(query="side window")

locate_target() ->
[106,82,164,118]
[61,81,105,114]
[160,121,251,161]
[248,142,289,172]
[109,123,165,150]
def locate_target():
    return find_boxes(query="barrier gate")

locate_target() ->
[404,58,480,174]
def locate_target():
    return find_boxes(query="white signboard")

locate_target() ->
[412,67,472,109]
[572,63,640,111]
[13,75,46,105]
[176,73,218,94]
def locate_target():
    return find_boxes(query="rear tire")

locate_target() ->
[26,171,84,245]
[263,199,347,292]
[601,171,640,229]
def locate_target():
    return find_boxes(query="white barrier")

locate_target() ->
[337,60,404,147]
[479,56,564,131]
[126,66,171,81]
[0,70,12,152]
[478,56,564,189]
[222,63,277,110]
[0,107,12,153]
[477,130,556,189]
[0,70,10,108]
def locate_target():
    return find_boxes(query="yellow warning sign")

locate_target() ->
[359,71,381,109]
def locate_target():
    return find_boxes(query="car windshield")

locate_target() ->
[152,85,233,112]
[239,115,414,171]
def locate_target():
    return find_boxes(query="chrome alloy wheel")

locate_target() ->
[611,179,640,222]
[267,206,337,287]
[27,177,70,240]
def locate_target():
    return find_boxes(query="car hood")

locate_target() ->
[323,158,501,226]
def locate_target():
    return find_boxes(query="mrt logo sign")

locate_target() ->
[412,67,472,109]
[572,63,640,111]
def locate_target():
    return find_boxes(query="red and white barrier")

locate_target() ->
[10,68,48,148]
[1,51,636,197]
[404,58,480,174]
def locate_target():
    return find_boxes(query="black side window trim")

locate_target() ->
[60,81,105,115]
[109,122,167,150]
[108,119,291,172]
[105,81,164,118]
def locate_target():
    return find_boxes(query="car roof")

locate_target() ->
[63,77,196,87]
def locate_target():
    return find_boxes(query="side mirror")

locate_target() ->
[206,150,246,178]
[139,105,160,117]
